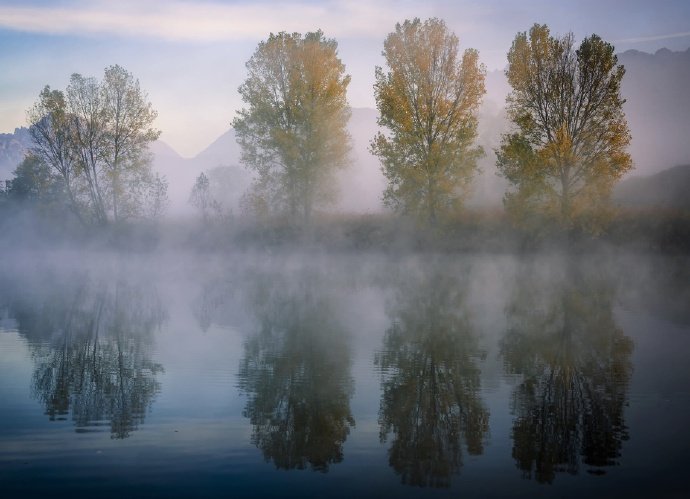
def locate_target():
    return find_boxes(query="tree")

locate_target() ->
[497,24,632,231]
[66,73,109,224]
[189,172,212,222]
[101,65,161,222]
[9,154,63,205]
[371,18,486,223]
[233,30,351,223]
[145,172,169,219]
[188,169,233,224]
[27,66,164,225]
[27,86,84,224]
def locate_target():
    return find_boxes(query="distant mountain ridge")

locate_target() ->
[613,164,690,211]
[618,47,690,176]
[0,127,32,181]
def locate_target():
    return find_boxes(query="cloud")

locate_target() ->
[0,0,439,41]
[615,31,690,44]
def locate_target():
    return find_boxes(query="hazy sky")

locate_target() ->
[1,0,689,157]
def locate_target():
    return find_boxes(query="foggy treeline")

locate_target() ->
[1,17,689,252]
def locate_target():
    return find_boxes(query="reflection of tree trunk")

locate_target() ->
[88,151,108,224]
[90,294,104,372]
[64,179,86,226]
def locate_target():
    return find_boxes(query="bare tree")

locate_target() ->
[27,66,164,225]
[27,86,84,224]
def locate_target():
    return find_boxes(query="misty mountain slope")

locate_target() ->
[195,129,242,166]
[0,128,31,181]
[149,139,182,161]
[613,164,690,211]
[619,48,690,175]
[152,134,251,217]
[150,140,198,216]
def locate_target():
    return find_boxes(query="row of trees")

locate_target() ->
[25,65,167,225]
[235,19,631,231]
[22,19,630,233]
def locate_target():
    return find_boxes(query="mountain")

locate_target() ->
[152,134,250,217]
[613,164,690,211]
[195,129,242,166]
[618,48,690,175]
[0,127,31,181]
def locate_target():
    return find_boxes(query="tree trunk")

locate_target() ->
[428,176,437,226]
[112,173,119,223]
[560,172,571,225]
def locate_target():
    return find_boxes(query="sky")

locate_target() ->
[1,0,690,157]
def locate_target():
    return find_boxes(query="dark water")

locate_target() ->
[1,250,689,498]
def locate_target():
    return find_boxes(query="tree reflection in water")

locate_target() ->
[9,274,165,439]
[502,260,633,483]
[238,270,354,472]
[376,266,489,487]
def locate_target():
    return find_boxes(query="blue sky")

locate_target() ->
[1,0,689,156]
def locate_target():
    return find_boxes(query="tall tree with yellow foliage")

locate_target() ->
[233,31,351,223]
[371,18,486,224]
[497,24,632,232]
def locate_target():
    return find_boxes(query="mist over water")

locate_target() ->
[1,248,688,498]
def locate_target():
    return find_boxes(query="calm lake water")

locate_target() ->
[1,249,689,498]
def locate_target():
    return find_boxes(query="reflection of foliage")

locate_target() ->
[376,269,488,487]
[502,261,633,483]
[10,276,164,439]
[238,271,354,472]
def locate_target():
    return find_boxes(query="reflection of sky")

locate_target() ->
[0,332,44,433]
[1,0,689,156]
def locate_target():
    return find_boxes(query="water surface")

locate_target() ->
[1,250,688,498]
